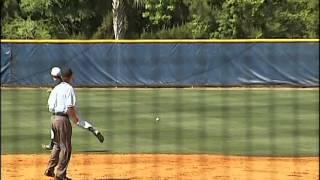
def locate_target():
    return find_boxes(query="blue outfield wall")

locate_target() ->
[1,42,319,86]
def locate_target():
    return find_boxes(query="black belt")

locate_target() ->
[52,112,68,117]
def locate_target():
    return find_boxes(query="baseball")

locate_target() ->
[155,117,160,121]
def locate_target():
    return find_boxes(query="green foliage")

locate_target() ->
[2,0,111,39]
[124,0,148,38]
[92,13,114,39]
[305,0,319,37]
[141,23,192,39]
[25,0,109,38]
[1,0,319,39]
[142,0,178,30]
[2,17,51,39]
[1,0,20,20]
[265,0,308,38]
[214,0,266,38]
[187,15,211,39]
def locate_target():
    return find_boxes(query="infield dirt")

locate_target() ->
[1,154,318,180]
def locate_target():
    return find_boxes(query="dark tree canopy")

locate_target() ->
[1,0,319,39]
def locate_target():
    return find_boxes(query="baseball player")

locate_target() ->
[45,67,78,180]
[42,67,63,150]
[42,67,104,151]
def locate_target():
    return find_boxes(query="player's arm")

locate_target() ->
[48,90,56,112]
[67,106,80,124]
[66,87,79,124]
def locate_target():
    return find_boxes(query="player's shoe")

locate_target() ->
[95,131,104,143]
[41,144,53,150]
[54,176,71,180]
[89,127,104,143]
[44,170,55,177]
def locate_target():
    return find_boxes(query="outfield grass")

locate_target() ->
[1,88,319,156]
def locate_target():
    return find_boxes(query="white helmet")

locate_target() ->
[51,67,61,77]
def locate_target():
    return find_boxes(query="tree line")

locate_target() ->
[1,0,319,39]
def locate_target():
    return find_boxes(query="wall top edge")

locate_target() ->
[1,39,319,44]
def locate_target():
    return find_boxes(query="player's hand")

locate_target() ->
[74,118,80,125]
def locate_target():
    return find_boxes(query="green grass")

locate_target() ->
[1,88,319,156]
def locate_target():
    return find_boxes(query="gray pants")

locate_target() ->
[45,115,72,178]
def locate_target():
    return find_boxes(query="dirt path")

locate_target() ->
[1,154,318,180]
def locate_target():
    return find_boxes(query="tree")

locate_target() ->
[1,0,318,39]
[2,17,51,39]
[183,0,223,38]
[213,0,267,38]
[111,0,147,39]
[112,0,125,39]
[1,0,21,38]
[1,0,20,21]
[142,0,176,30]
[1,0,111,39]
[305,0,319,37]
